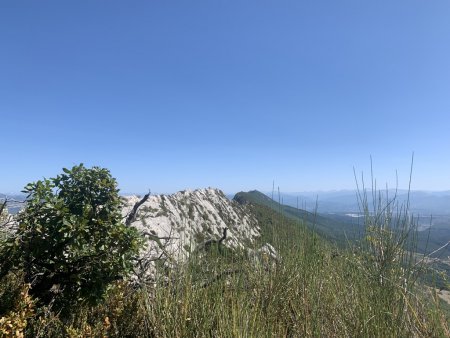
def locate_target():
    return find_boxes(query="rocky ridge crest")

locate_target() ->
[122,188,269,280]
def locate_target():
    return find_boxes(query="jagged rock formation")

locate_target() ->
[122,188,266,281]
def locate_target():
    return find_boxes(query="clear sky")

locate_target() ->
[1,1,450,194]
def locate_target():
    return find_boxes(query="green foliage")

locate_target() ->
[0,164,141,307]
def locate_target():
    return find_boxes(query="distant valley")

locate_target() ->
[265,189,450,216]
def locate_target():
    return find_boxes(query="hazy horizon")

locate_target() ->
[5,187,450,198]
[1,1,449,193]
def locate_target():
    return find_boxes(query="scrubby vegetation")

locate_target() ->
[0,165,141,311]
[0,166,449,337]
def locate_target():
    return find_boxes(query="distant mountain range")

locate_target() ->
[0,193,26,214]
[260,190,450,216]
[0,193,26,200]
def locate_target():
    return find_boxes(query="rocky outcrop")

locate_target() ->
[122,188,265,281]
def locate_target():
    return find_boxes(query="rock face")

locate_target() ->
[121,188,263,280]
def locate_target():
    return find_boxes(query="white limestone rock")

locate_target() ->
[121,188,265,281]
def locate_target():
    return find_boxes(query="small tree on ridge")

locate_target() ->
[0,164,142,307]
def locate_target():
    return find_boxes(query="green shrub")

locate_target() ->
[0,164,142,308]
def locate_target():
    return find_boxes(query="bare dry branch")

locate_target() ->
[0,199,7,216]
[414,241,450,267]
[125,191,151,226]
[142,232,178,241]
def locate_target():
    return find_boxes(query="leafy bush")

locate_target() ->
[0,164,142,307]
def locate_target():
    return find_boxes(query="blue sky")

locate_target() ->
[1,1,450,194]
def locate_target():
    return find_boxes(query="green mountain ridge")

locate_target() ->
[233,190,362,245]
